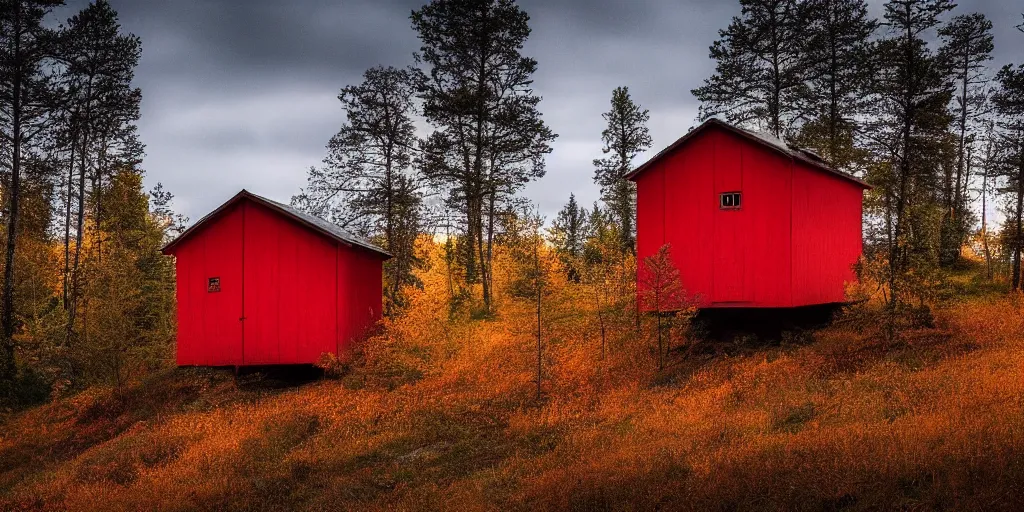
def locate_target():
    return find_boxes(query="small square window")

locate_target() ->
[208,277,221,293]
[720,192,742,209]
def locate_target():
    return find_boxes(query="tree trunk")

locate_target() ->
[827,7,839,164]
[1,4,24,382]
[95,138,107,263]
[888,13,915,339]
[981,167,988,265]
[483,190,497,313]
[656,314,663,371]
[66,133,89,349]
[463,189,478,284]
[943,51,971,267]
[535,234,542,401]
[384,148,395,314]
[474,195,488,313]
[596,274,606,360]
[472,2,492,314]
[444,219,455,310]
[769,6,781,139]
[981,134,993,280]
[1014,151,1024,291]
[63,139,76,310]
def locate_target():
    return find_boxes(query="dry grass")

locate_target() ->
[3,255,1024,511]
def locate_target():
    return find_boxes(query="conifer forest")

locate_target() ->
[2,0,1024,510]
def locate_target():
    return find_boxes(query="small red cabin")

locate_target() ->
[627,119,871,309]
[161,190,390,366]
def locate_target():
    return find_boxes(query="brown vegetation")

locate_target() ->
[2,242,1022,511]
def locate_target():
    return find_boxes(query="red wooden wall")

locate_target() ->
[791,162,863,306]
[338,244,384,354]
[171,198,383,366]
[635,124,863,309]
[174,202,244,366]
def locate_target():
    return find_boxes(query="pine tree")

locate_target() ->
[795,0,877,170]
[593,86,650,254]
[0,0,62,385]
[548,193,588,282]
[863,0,954,332]
[691,0,813,138]
[0,1,186,404]
[937,13,994,266]
[55,0,143,361]
[293,66,423,314]
[412,0,556,315]
[149,183,188,241]
[993,63,1024,290]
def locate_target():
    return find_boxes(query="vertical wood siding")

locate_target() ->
[170,197,383,366]
[175,203,244,365]
[635,124,861,309]
[791,163,863,306]
[662,129,715,305]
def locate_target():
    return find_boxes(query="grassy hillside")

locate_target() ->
[2,260,1023,511]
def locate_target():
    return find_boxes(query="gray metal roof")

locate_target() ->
[161,190,392,258]
[252,193,391,256]
[625,118,872,189]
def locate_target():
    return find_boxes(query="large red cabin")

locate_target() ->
[627,119,870,309]
[161,190,390,366]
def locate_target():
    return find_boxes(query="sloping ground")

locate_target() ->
[2,295,1023,511]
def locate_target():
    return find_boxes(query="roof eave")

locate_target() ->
[160,189,250,255]
[624,118,872,190]
[249,194,395,260]
[160,190,393,259]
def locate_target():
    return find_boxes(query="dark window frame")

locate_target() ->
[720,191,742,210]
[207,277,221,293]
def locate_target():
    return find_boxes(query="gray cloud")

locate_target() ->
[56,0,1024,223]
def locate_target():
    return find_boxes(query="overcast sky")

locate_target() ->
[54,0,1024,224]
